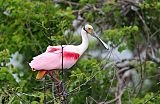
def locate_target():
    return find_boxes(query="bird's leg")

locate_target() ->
[54,70,62,98]
[55,70,60,82]
[48,70,60,82]
[55,70,66,103]
[48,70,62,99]
[48,70,58,99]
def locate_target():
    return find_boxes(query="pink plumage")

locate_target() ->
[29,45,80,71]
[29,24,108,79]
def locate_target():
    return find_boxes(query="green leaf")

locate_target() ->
[118,45,126,53]
[31,101,39,104]
[0,73,7,80]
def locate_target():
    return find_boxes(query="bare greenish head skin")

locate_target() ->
[84,24,93,34]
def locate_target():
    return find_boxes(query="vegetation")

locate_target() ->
[0,0,160,103]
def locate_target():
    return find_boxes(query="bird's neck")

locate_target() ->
[78,29,89,55]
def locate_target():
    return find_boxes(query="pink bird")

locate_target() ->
[29,24,109,79]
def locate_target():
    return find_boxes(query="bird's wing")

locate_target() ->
[29,45,80,70]
[46,45,62,52]
[45,45,78,53]
[29,52,61,70]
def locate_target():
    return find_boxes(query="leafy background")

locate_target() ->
[0,0,160,104]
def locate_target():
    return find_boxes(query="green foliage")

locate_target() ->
[0,0,160,103]
[129,92,160,104]
[102,26,139,51]
[0,0,74,56]
[68,59,113,103]
[0,0,75,103]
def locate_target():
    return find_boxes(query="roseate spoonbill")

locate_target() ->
[29,24,108,79]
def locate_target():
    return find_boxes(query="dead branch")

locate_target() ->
[53,0,80,6]
[100,58,139,104]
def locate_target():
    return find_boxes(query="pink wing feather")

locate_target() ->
[29,45,80,70]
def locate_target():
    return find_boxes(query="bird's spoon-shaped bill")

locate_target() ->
[92,31,109,50]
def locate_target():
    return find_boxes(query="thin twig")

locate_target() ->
[44,77,47,104]
[67,70,101,95]
[89,96,99,104]
[53,0,80,6]
[61,45,64,79]
[61,45,66,104]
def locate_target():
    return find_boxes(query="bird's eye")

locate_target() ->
[87,27,92,34]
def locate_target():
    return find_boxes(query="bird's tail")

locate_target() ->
[36,70,47,79]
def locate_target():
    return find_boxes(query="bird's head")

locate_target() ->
[84,24,94,34]
[83,24,109,50]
